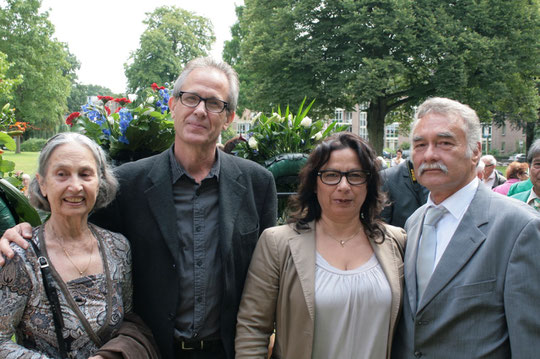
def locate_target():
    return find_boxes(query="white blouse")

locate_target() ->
[312,253,392,359]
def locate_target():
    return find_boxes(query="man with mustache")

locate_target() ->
[392,97,540,358]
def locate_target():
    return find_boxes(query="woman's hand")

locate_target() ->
[0,223,32,266]
[88,356,105,359]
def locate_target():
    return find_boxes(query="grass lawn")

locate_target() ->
[2,151,40,177]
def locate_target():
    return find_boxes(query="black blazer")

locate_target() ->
[91,149,277,358]
[380,160,429,228]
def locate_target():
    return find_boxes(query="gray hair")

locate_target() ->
[29,132,118,212]
[481,154,496,166]
[527,139,540,164]
[411,97,481,158]
[172,57,239,114]
[476,159,485,174]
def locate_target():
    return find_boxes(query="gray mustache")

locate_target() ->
[418,162,449,175]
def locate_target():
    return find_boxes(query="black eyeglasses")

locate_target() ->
[317,170,370,186]
[177,91,228,113]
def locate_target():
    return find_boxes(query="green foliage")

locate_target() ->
[0,0,79,132]
[234,98,348,165]
[399,142,410,150]
[0,132,16,177]
[0,51,23,104]
[20,138,47,152]
[125,6,215,95]
[232,0,540,154]
[221,126,236,144]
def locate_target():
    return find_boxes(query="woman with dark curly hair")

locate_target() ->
[236,132,406,359]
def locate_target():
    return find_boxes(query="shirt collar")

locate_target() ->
[527,188,539,205]
[168,145,221,183]
[427,177,479,221]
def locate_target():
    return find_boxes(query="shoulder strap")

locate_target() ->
[28,239,69,358]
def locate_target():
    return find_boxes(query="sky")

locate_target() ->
[40,0,244,94]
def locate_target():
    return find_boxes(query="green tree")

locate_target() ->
[125,6,215,95]
[0,0,79,133]
[0,52,23,104]
[232,0,540,154]
[67,83,121,113]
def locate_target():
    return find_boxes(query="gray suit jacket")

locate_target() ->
[392,184,540,358]
[381,160,429,228]
[91,149,277,359]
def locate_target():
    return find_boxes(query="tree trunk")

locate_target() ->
[525,121,536,153]
[15,136,21,154]
[366,98,388,156]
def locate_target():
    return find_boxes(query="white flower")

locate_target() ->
[248,136,258,150]
[143,108,153,116]
[300,116,312,127]
[312,131,323,141]
[146,96,155,104]
[251,112,262,123]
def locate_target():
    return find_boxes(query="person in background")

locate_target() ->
[236,132,406,359]
[0,133,158,358]
[392,97,540,358]
[492,161,529,196]
[377,155,388,170]
[480,154,506,188]
[510,139,540,211]
[475,160,485,181]
[21,173,31,198]
[391,149,404,167]
[380,159,429,229]
[0,57,277,359]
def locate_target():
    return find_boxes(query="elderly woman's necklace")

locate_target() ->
[50,227,95,276]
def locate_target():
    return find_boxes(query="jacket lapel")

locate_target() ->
[145,151,180,263]
[218,155,246,267]
[288,222,316,322]
[417,185,489,312]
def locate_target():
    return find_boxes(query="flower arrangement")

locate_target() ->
[234,98,348,165]
[66,83,175,161]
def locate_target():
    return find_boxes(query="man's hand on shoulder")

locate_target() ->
[0,223,32,266]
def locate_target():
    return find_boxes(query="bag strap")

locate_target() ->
[28,239,69,358]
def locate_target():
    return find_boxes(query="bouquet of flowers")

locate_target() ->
[234,98,348,166]
[66,83,175,161]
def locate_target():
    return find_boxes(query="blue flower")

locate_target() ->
[102,129,111,137]
[118,135,129,144]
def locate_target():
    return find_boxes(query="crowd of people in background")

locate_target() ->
[0,57,538,359]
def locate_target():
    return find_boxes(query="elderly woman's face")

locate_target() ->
[316,148,367,223]
[38,143,99,219]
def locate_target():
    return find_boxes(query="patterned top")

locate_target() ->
[0,224,132,358]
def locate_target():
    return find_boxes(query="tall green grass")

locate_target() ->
[2,151,40,177]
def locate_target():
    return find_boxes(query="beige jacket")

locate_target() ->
[236,221,406,359]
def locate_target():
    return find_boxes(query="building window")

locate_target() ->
[501,123,506,136]
[345,112,353,124]
[501,142,505,152]
[334,109,344,122]
[237,123,251,134]
[358,112,368,139]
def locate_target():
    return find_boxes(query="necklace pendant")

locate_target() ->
[340,240,345,247]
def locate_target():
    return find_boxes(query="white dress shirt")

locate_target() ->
[424,178,479,270]
[483,171,496,188]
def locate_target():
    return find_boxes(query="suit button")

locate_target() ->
[414,351,422,357]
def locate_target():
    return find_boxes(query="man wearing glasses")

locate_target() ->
[480,155,506,188]
[0,57,277,359]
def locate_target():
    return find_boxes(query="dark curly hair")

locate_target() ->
[288,132,387,242]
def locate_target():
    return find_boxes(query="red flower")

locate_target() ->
[114,97,131,106]
[105,106,111,115]
[65,112,81,126]
[115,107,121,113]
[98,95,114,103]
[151,83,166,91]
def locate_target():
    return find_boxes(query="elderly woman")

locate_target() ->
[236,132,406,359]
[493,161,529,196]
[0,133,157,358]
